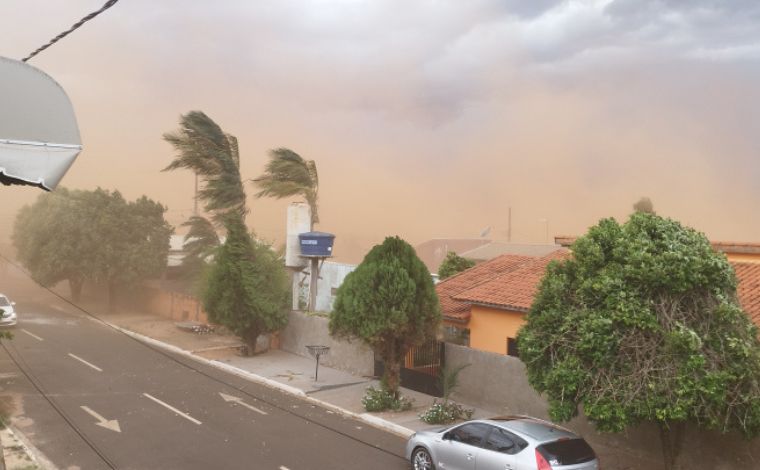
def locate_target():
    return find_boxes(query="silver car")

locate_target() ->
[0,294,17,327]
[406,416,599,470]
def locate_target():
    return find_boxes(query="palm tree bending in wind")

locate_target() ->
[253,148,319,229]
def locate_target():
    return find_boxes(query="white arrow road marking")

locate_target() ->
[68,353,103,372]
[280,466,291,470]
[21,329,43,341]
[80,406,121,432]
[143,393,202,425]
[219,392,268,415]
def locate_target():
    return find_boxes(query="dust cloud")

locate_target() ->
[1,1,758,263]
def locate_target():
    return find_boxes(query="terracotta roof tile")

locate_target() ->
[453,250,570,311]
[435,253,534,322]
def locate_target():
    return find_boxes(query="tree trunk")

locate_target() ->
[658,421,685,470]
[68,277,83,302]
[382,341,405,399]
[107,280,116,313]
[243,327,261,357]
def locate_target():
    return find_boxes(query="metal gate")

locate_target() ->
[374,340,445,397]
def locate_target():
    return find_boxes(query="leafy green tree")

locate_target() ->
[13,188,172,307]
[253,148,319,228]
[164,111,290,351]
[437,251,476,279]
[330,236,441,397]
[517,213,760,470]
[13,188,86,300]
[202,216,289,354]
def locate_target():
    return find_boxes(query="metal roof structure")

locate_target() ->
[0,56,81,190]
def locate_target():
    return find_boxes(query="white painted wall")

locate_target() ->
[293,261,356,312]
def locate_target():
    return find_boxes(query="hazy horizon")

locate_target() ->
[2,0,759,264]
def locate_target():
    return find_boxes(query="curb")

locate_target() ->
[1,425,57,470]
[104,322,415,438]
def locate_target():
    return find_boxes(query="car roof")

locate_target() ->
[483,416,577,442]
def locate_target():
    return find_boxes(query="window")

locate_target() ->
[507,337,519,357]
[483,426,527,455]
[449,423,490,447]
[536,439,596,466]
[483,427,515,454]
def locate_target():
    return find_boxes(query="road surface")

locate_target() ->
[0,266,409,469]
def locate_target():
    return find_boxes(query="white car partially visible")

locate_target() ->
[0,294,17,327]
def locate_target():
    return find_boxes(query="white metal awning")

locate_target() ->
[0,56,82,190]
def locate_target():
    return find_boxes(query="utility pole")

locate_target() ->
[507,206,512,242]
[193,173,199,216]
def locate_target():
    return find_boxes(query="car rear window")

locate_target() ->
[536,438,595,465]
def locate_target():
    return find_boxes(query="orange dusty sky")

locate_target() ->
[1,1,759,263]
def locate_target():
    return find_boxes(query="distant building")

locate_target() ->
[414,238,491,274]
[438,239,760,355]
[459,241,561,263]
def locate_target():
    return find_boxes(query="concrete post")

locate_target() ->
[308,258,319,312]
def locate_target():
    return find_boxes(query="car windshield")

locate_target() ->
[537,439,596,466]
[0,296,10,307]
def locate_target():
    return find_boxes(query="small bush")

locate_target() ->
[362,386,413,412]
[419,399,473,424]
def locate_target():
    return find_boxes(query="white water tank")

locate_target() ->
[285,202,311,268]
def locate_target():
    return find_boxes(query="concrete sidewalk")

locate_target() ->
[101,312,657,469]
[96,308,494,437]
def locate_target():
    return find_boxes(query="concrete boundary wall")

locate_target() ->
[279,310,374,376]
[279,315,760,470]
[445,343,760,470]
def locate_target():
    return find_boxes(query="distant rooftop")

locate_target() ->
[555,236,760,255]
[414,238,492,274]
[460,241,561,262]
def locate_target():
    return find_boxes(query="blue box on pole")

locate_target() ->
[298,232,335,257]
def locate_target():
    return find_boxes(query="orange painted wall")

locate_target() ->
[468,305,526,355]
[726,253,760,263]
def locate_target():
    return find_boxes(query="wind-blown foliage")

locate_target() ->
[253,148,319,227]
[202,216,289,353]
[164,111,290,353]
[330,236,440,397]
[13,188,172,307]
[438,251,476,279]
[163,111,246,223]
[176,215,221,280]
[517,213,760,470]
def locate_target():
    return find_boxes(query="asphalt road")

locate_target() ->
[0,267,409,469]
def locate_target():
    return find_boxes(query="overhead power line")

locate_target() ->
[0,252,406,463]
[22,0,121,63]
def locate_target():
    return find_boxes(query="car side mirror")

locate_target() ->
[11,302,15,306]
[442,432,451,441]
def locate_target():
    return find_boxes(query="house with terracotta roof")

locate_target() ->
[437,243,760,356]
[436,250,568,355]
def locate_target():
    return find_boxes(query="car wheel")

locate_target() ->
[411,447,435,470]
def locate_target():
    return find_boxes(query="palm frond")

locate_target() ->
[252,147,319,226]
[163,111,247,223]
